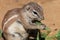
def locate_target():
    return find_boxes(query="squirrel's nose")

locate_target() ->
[38,17,44,21]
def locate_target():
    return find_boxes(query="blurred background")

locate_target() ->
[0,0,60,37]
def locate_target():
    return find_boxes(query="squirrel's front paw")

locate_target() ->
[38,24,46,30]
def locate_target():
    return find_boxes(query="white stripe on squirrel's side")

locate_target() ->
[3,15,18,30]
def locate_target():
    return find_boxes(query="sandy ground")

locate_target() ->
[0,0,60,37]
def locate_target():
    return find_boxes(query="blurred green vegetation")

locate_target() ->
[55,30,60,40]
[35,21,60,40]
[0,30,2,38]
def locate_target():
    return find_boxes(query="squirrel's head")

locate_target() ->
[23,2,44,22]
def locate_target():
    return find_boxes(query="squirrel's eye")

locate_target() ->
[32,11,39,17]
[33,11,37,15]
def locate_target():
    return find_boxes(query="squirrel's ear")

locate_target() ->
[25,5,31,11]
[23,5,31,11]
[26,6,31,10]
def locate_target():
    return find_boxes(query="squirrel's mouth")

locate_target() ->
[31,18,41,24]
[30,19,40,25]
[32,20,40,23]
[28,17,41,25]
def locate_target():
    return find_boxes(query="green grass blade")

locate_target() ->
[36,32,40,40]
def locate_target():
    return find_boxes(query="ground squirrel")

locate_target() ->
[2,2,46,40]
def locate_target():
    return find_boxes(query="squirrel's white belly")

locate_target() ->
[7,21,26,36]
